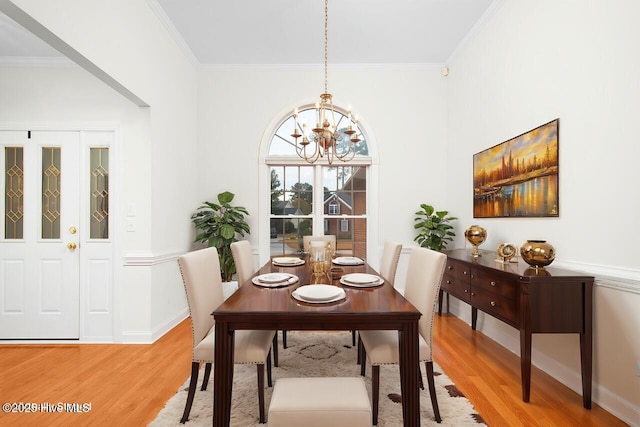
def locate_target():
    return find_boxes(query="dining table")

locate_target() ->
[212,255,422,426]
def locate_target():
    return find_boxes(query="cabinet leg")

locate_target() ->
[580,332,592,409]
[471,307,478,330]
[520,329,532,402]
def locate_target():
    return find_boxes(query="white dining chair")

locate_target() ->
[303,235,336,253]
[379,241,402,286]
[353,240,403,347]
[231,240,279,363]
[358,247,447,424]
[178,247,276,424]
[287,235,337,349]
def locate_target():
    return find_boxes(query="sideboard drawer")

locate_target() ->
[470,268,517,300]
[445,260,471,281]
[440,273,455,292]
[441,273,470,303]
[470,288,517,326]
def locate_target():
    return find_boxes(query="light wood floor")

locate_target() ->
[0,315,627,426]
[433,313,627,427]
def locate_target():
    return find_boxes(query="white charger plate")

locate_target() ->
[332,257,365,266]
[340,273,384,288]
[252,274,298,288]
[272,257,305,266]
[293,284,344,301]
[256,273,291,283]
[342,273,380,284]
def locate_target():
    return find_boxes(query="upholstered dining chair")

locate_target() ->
[178,247,276,424]
[358,247,447,424]
[282,235,336,349]
[353,240,403,347]
[302,235,336,253]
[231,240,279,364]
[379,241,402,286]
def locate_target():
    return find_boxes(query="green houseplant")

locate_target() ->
[413,204,458,251]
[191,191,250,282]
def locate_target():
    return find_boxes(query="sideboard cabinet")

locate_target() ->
[439,249,594,409]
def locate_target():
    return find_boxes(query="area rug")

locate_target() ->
[150,331,485,426]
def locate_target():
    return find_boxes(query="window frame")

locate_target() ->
[259,102,379,267]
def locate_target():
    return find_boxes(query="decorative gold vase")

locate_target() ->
[520,240,555,269]
[464,225,487,257]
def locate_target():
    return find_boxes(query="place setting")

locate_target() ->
[272,256,306,267]
[252,272,299,288]
[332,256,365,266]
[292,284,346,304]
[340,273,384,288]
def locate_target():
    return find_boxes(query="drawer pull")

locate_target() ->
[471,292,475,296]
[447,265,452,270]
[490,301,496,307]
[446,280,451,284]
[470,274,474,279]
[490,281,496,286]
[464,289,468,293]
[463,271,468,275]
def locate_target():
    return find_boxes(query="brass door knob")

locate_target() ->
[69,226,77,234]
[67,242,77,250]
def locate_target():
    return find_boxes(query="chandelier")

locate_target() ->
[291,0,361,165]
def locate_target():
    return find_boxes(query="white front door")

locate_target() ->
[0,131,80,339]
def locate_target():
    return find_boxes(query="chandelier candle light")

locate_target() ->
[291,0,360,165]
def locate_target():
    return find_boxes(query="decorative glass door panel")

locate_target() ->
[90,147,109,239]
[4,146,24,239]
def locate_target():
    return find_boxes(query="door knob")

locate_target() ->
[69,226,77,234]
[67,242,77,250]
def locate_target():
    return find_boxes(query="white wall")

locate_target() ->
[446,1,640,424]
[197,65,449,268]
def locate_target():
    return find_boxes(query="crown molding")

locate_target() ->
[146,0,200,68]
[199,62,445,71]
[446,0,505,65]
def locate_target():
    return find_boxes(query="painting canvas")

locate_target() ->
[473,119,559,218]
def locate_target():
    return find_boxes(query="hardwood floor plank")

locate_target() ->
[0,320,191,426]
[0,314,628,426]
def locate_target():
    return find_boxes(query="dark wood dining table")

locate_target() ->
[212,257,422,426]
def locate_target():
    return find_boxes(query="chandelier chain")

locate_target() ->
[290,0,361,165]
[324,0,328,94]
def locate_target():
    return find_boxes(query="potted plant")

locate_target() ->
[413,204,458,251]
[191,191,250,282]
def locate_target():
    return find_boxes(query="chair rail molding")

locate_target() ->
[553,260,640,295]
[122,251,183,266]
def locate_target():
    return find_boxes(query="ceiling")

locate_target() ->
[0,0,496,66]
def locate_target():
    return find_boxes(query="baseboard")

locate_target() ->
[151,308,189,342]
[120,331,153,344]
[120,308,189,344]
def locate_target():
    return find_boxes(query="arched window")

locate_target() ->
[264,106,373,259]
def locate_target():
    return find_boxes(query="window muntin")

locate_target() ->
[269,164,368,258]
[268,108,369,259]
[269,108,368,157]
